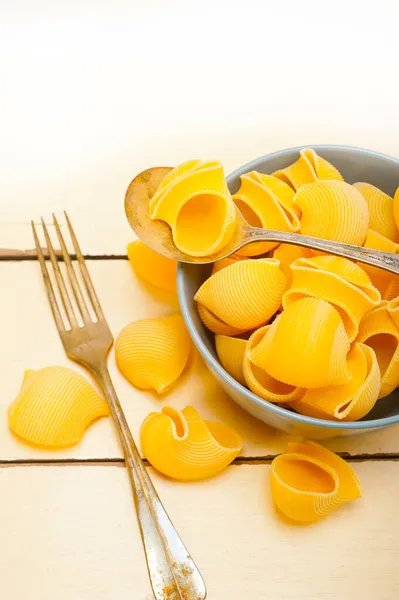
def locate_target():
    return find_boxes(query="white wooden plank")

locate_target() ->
[0,260,398,461]
[0,462,398,600]
[1,1,399,254]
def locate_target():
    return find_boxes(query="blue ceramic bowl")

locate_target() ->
[177,145,399,439]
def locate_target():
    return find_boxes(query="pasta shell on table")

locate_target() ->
[270,441,361,523]
[211,253,244,274]
[362,229,399,301]
[272,148,343,191]
[195,258,287,334]
[291,343,380,421]
[8,366,109,448]
[215,335,247,386]
[294,180,369,246]
[357,303,399,398]
[149,159,236,257]
[140,405,243,481]
[249,297,351,388]
[232,172,300,256]
[283,255,381,342]
[115,315,191,394]
[272,244,314,287]
[353,182,399,242]
[243,326,304,403]
[127,240,177,293]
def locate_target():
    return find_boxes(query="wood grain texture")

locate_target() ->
[0,260,398,461]
[0,462,398,600]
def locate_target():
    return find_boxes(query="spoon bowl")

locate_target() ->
[125,165,399,275]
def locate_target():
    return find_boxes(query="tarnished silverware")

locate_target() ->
[32,213,206,600]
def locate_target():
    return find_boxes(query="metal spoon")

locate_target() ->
[125,167,399,274]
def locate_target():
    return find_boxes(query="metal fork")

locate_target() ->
[32,213,207,600]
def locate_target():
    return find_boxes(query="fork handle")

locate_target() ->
[94,365,207,600]
[242,228,399,274]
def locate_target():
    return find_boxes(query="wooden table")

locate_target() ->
[2,2,399,599]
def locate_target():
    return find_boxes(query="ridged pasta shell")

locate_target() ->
[291,343,380,421]
[140,405,243,481]
[273,148,343,191]
[272,244,314,287]
[127,240,177,292]
[8,366,109,448]
[283,256,381,342]
[195,258,286,333]
[115,315,191,394]
[254,173,299,214]
[243,327,304,403]
[197,303,247,336]
[353,182,399,242]
[362,229,399,300]
[149,160,236,257]
[211,254,244,274]
[249,298,351,388]
[294,180,369,246]
[393,186,399,231]
[357,303,399,398]
[233,172,300,256]
[270,441,361,523]
[215,335,247,386]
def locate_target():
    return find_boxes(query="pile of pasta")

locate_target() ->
[191,148,399,421]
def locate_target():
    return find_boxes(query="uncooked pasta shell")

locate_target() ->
[283,256,380,342]
[353,182,399,242]
[140,405,243,481]
[243,327,304,403]
[8,366,109,448]
[292,343,380,421]
[361,229,399,300]
[272,148,343,191]
[272,244,314,287]
[115,315,191,394]
[127,240,177,293]
[294,180,369,246]
[149,160,236,257]
[195,258,286,332]
[357,303,399,398]
[249,298,350,388]
[215,335,247,386]
[270,441,361,523]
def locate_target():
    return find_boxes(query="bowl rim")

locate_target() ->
[177,143,399,431]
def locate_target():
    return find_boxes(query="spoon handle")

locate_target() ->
[242,228,399,275]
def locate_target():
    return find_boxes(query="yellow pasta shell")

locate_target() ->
[353,182,399,242]
[270,441,361,523]
[273,148,343,191]
[294,180,369,246]
[149,160,236,257]
[8,366,109,448]
[272,244,314,287]
[243,327,304,403]
[115,315,191,394]
[140,405,243,481]
[362,229,399,301]
[291,343,380,421]
[357,303,399,398]
[254,173,299,214]
[215,335,247,386]
[127,240,177,293]
[195,258,286,332]
[250,298,350,388]
[233,172,300,256]
[283,256,380,342]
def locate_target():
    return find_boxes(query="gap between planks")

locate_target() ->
[0,453,399,468]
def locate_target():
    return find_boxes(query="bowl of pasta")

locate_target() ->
[177,144,399,439]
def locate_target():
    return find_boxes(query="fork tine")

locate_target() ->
[40,218,79,330]
[52,214,92,325]
[32,221,66,333]
[64,211,104,320]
